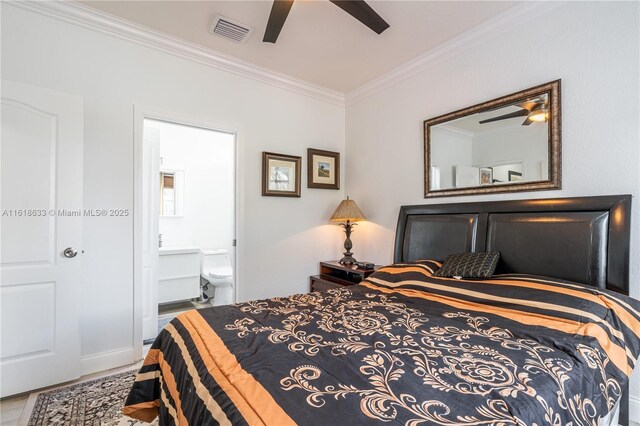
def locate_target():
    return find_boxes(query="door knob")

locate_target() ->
[63,247,78,258]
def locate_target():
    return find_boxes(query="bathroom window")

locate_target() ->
[159,170,184,216]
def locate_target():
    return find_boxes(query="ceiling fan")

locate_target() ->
[479,97,549,126]
[263,0,390,43]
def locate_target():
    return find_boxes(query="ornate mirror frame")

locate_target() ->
[424,80,561,198]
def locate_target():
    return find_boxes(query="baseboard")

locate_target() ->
[630,396,640,424]
[81,347,138,376]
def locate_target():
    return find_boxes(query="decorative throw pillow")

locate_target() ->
[434,251,500,278]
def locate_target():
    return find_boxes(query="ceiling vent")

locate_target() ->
[210,15,254,43]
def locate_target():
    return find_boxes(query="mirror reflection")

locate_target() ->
[424,80,560,197]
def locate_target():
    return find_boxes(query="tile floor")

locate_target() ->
[0,394,28,426]
[158,299,212,316]
[0,345,151,426]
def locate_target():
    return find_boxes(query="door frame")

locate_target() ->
[132,105,242,359]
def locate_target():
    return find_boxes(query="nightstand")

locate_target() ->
[309,261,379,292]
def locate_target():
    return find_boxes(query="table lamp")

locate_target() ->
[330,197,366,265]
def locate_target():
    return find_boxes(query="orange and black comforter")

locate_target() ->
[124,261,640,425]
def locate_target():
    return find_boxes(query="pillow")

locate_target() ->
[434,251,500,278]
[402,259,442,274]
[367,259,441,282]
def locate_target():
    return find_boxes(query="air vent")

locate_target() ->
[210,15,254,43]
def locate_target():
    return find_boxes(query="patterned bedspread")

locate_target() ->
[124,261,640,425]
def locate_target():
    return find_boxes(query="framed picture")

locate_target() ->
[307,148,340,190]
[262,152,301,197]
[508,170,523,182]
[479,167,493,186]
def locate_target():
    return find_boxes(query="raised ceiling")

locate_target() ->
[79,1,516,93]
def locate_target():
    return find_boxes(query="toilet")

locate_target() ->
[200,249,233,305]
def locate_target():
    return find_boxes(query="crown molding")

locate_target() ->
[7,1,565,109]
[435,124,474,139]
[346,2,565,106]
[7,0,346,107]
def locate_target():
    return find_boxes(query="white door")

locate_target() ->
[0,81,83,397]
[142,127,160,341]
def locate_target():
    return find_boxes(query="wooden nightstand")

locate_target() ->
[310,261,379,292]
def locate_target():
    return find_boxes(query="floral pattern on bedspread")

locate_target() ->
[124,263,640,426]
[226,287,623,425]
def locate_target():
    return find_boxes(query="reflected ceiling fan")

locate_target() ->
[263,0,390,43]
[479,97,549,126]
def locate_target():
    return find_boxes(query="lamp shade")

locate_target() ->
[330,197,366,222]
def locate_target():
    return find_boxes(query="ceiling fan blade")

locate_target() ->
[522,117,534,126]
[263,0,294,43]
[517,101,538,111]
[329,0,390,34]
[479,109,528,124]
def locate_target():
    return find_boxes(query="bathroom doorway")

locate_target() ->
[136,115,237,344]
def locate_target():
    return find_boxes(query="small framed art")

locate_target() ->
[307,148,340,190]
[479,167,493,186]
[262,152,301,197]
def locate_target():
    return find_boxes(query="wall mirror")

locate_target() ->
[424,80,561,198]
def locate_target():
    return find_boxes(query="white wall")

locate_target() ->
[345,1,640,414]
[430,126,472,189]
[1,4,345,370]
[151,120,235,254]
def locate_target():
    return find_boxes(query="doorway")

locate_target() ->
[135,114,237,345]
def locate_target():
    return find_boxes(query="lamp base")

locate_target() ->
[338,220,357,265]
[339,253,357,265]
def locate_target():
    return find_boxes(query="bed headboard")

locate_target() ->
[394,195,631,295]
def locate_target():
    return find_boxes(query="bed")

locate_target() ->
[124,194,639,425]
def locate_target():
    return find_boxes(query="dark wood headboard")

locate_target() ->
[394,195,631,295]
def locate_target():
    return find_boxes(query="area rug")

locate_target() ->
[25,369,157,425]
